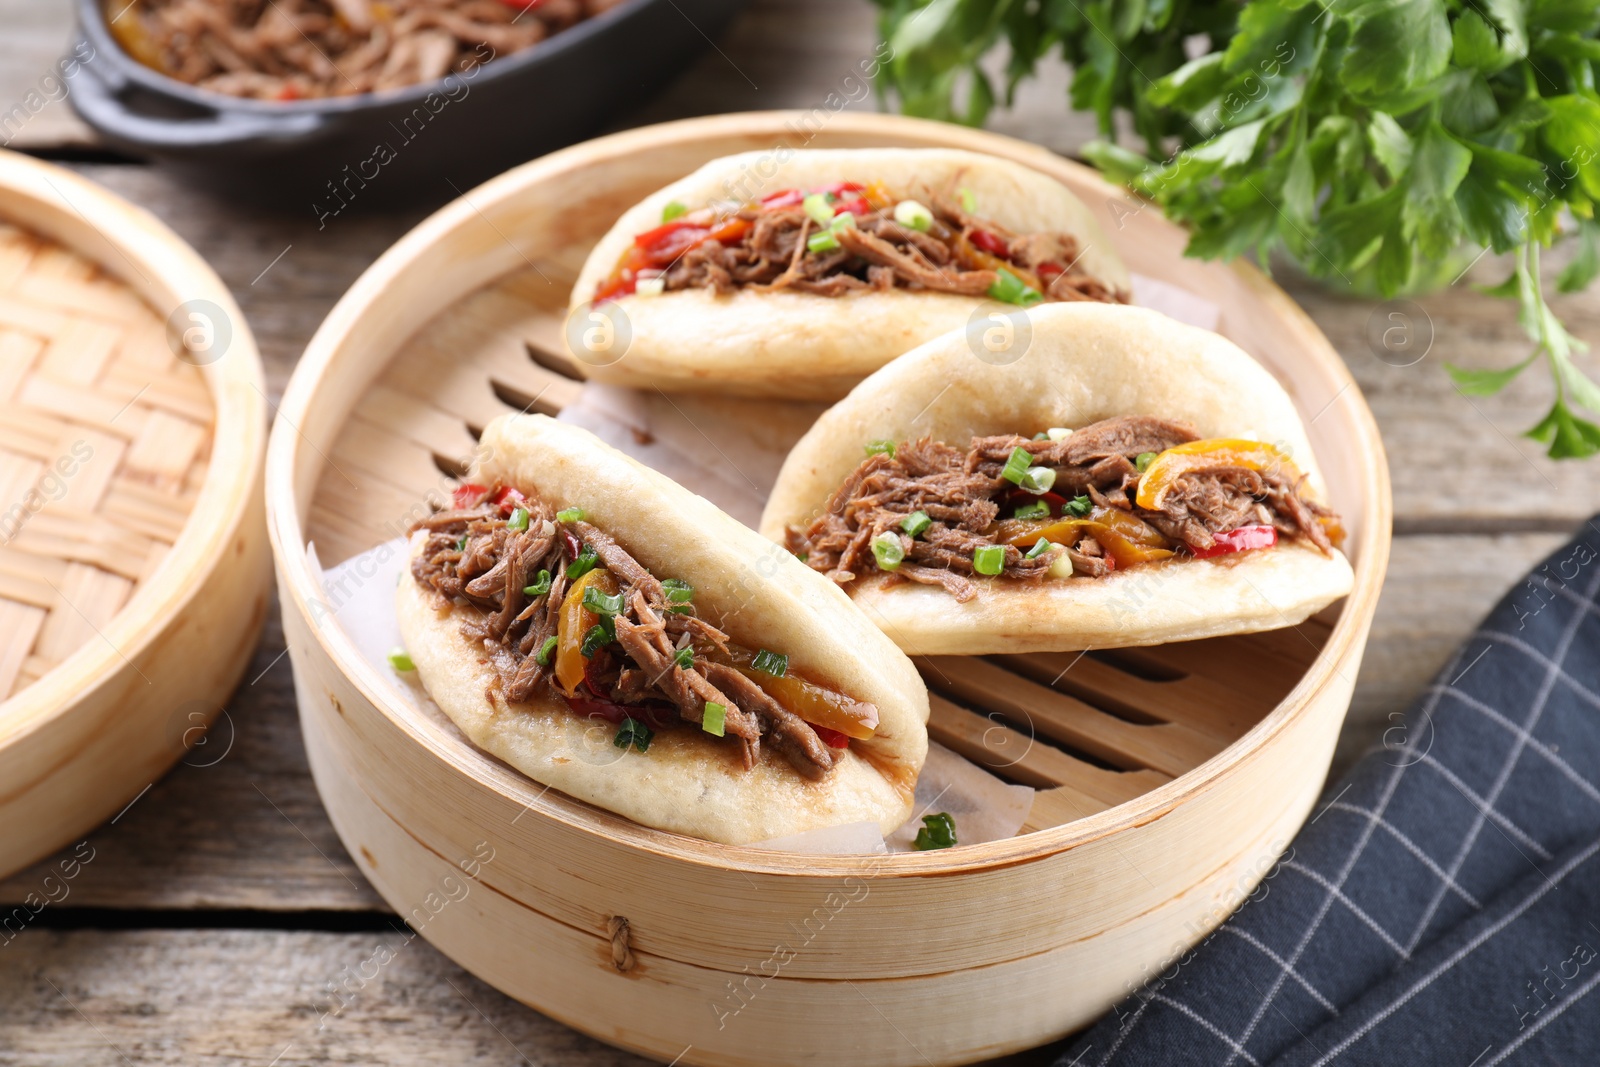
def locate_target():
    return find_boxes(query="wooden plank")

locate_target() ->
[0,602,381,912]
[0,0,96,151]
[1280,267,1600,532]
[0,929,651,1067]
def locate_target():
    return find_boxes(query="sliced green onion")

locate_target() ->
[913,812,957,850]
[580,622,613,658]
[701,702,727,737]
[387,647,415,672]
[556,506,586,523]
[973,544,1006,576]
[807,230,840,253]
[1025,538,1054,560]
[666,604,694,615]
[1049,549,1077,579]
[661,578,694,603]
[1046,426,1073,442]
[901,510,931,537]
[865,439,896,458]
[872,532,906,571]
[674,646,694,669]
[829,212,856,231]
[1000,446,1032,485]
[523,569,552,597]
[1032,431,1050,441]
[1064,494,1092,517]
[893,199,933,231]
[535,635,558,666]
[661,200,688,222]
[988,268,1043,307]
[455,535,468,552]
[507,507,530,531]
[751,649,788,677]
[1013,500,1050,521]
[1136,451,1157,473]
[566,549,598,579]
[634,276,665,297]
[583,585,624,616]
[958,187,977,213]
[796,551,809,562]
[614,717,652,752]
[1020,466,1057,494]
[803,192,835,227]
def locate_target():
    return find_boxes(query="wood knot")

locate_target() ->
[606,915,635,972]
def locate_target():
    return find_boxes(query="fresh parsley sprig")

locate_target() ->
[873,0,1600,457]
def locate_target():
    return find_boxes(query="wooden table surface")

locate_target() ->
[3,2,1598,1063]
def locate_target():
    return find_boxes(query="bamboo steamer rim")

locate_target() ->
[267,111,1392,876]
[0,147,266,745]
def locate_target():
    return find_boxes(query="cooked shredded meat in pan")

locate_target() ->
[107,0,623,100]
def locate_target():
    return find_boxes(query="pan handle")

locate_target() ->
[68,39,325,150]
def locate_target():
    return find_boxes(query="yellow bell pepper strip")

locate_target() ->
[995,507,1175,569]
[1135,439,1301,512]
[953,234,1046,293]
[554,568,617,695]
[860,180,895,211]
[722,648,879,740]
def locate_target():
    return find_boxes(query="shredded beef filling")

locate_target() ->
[613,187,1130,304]
[411,488,874,780]
[790,415,1341,603]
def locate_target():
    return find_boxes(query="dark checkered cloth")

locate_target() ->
[1055,521,1600,1066]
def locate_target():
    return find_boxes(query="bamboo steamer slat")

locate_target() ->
[267,112,1391,1064]
[0,149,268,879]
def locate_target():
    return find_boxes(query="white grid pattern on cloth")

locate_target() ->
[1076,541,1600,1067]
[1216,926,1340,1015]
[1320,802,1480,908]
[1278,862,1410,958]
[1478,628,1600,718]
[1402,565,1598,956]
[1422,682,1600,806]
[1210,732,1418,1066]
[1412,753,1555,861]
[1300,834,1600,1067]
[1151,994,1261,1066]
[1481,963,1600,1066]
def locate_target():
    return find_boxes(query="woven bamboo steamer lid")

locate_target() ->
[267,112,1390,1065]
[0,149,268,878]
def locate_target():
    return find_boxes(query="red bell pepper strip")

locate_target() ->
[452,483,488,509]
[969,229,1011,257]
[1189,525,1279,558]
[809,723,850,749]
[490,486,527,516]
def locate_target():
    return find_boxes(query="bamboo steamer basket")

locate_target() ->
[0,149,269,878]
[268,112,1391,1065]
